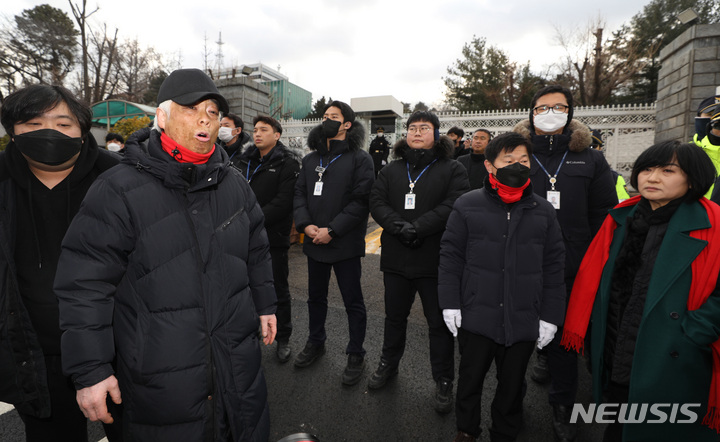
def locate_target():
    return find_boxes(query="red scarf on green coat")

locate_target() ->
[561,195,720,433]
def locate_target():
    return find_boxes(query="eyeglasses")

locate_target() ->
[533,104,569,114]
[407,126,433,134]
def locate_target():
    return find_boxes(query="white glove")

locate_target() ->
[537,320,557,350]
[381,160,387,166]
[443,309,462,337]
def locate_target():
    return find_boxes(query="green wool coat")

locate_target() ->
[589,200,720,441]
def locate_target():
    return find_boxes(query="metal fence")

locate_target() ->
[280,103,656,182]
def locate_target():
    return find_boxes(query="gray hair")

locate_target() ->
[152,100,172,132]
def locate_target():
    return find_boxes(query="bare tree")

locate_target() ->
[88,24,119,102]
[114,39,165,103]
[68,0,99,102]
[554,18,654,105]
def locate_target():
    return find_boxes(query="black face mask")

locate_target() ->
[405,148,428,165]
[708,131,720,147]
[13,129,83,166]
[495,162,531,188]
[696,118,711,140]
[322,119,342,138]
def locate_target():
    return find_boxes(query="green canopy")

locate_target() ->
[91,100,156,129]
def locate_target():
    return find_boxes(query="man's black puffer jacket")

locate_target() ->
[370,136,469,278]
[55,128,276,441]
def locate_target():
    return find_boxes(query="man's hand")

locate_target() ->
[260,314,277,345]
[312,227,333,245]
[304,225,319,239]
[76,375,122,424]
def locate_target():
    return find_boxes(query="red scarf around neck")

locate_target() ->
[160,132,215,164]
[488,173,530,203]
[561,195,720,432]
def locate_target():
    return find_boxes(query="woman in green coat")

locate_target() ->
[562,140,720,441]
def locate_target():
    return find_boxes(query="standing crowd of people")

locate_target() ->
[1,69,720,442]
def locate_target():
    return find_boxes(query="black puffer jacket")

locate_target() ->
[237,141,300,248]
[438,181,566,345]
[55,128,276,441]
[0,134,118,418]
[370,136,469,278]
[294,122,375,263]
[513,120,617,283]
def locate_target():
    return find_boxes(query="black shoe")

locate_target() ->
[552,404,577,442]
[341,353,365,386]
[368,358,398,390]
[293,342,325,368]
[530,353,550,384]
[276,340,291,363]
[453,431,476,442]
[434,377,453,414]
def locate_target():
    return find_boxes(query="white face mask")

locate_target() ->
[533,112,568,133]
[218,127,235,143]
[106,142,122,152]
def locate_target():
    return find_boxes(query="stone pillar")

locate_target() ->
[215,76,271,130]
[655,24,720,143]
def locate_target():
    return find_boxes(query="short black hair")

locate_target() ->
[253,115,283,135]
[484,132,532,164]
[406,111,440,130]
[530,84,574,132]
[324,100,355,123]
[1,84,92,136]
[223,112,244,130]
[447,126,464,138]
[630,140,716,201]
[473,128,492,139]
[105,133,124,143]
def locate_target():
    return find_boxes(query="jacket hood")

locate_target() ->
[392,135,455,160]
[512,119,592,153]
[123,127,229,190]
[307,120,366,152]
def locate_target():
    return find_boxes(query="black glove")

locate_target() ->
[390,220,406,236]
[398,222,418,247]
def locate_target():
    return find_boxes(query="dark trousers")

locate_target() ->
[456,330,535,441]
[547,325,578,406]
[271,247,292,342]
[381,272,454,381]
[602,382,629,442]
[16,355,123,442]
[306,256,366,355]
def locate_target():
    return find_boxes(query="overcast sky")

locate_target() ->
[7,0,658,107]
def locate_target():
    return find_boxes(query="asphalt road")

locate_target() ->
[0,225,607,442]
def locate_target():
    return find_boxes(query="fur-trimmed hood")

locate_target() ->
[512,119,592,153]
[392,135,455,161]
[307,120,366,152]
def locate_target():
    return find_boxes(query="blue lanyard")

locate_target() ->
[246,159,263,183]
[406,159,438,193]
[533,151,568,191]
[316,154,343,181]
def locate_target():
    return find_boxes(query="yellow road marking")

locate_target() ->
[365,227,383,255]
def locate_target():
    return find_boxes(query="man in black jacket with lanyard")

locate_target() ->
[238,115,300,363]
[368,111,469,414]
[514,85,617,442]
[293,100,375,386]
